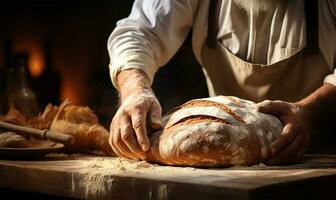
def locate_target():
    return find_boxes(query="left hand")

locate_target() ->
[257,100,311,165]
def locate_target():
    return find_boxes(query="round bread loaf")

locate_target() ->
[145,96,283,167]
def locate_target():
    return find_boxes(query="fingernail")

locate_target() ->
[139,154,146,160]
[155,119,163,125]
[142,144,149,151]
[151,120,163,130]
[153,119,162,125]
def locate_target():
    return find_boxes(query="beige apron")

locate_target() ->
[201,0,331,102]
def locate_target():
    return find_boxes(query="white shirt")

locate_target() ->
[108,0,336,88]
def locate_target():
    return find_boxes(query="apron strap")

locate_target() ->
[207,0,222,48]
[207,0,320,54]
[304,0,319,55]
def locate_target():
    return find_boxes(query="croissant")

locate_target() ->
[0,100,114,156]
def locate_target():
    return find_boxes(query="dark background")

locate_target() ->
[0,0,334,153]
[0,0,208,127]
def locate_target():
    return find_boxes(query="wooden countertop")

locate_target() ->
[0,154,335,200]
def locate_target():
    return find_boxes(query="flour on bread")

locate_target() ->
[165,106,238,127]
[145,96,283,167]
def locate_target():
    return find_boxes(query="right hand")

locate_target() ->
[109,89,163,160]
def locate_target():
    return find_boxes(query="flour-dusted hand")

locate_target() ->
[257,100,311,165]
[111,90,162,159]
[109,69,162,160]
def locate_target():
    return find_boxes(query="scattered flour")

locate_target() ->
[75,157,201,199]
[78,157,155,199]
[251,162,267,168]
[81,157,154,173]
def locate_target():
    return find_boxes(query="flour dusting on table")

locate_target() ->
[81,157,154,173]
[45,153,269,199]
[78,157,157,198]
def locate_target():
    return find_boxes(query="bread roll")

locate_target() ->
[0,132,31,148]
[145,96,283,167]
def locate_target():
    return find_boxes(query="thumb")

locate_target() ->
[149,102,163,130]
[256,100,290,116]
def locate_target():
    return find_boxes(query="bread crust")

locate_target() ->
[145,96,282,167]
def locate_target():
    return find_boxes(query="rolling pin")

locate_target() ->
[0,121,75,145]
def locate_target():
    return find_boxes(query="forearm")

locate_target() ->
[108,0,194,91]
[116,69,152,102]
[295,83,336,126]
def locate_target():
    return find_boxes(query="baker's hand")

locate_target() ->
[110,89,162,160]
[109,69,162,160]
[257,100,311,165]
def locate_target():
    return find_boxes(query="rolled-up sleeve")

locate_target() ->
[108,0,196,88]
[324,69,336,85]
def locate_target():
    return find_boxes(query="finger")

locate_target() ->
[271,123,296,155]
[119,114,145,159]
[256,100,291,116]
[113,127,138,160]
[109,121,124,157]
[149,102,163,130]
[131,110,150,151]
[109,136,123,157]
[268,133,304,165]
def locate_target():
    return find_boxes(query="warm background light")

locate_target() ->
[28,47,44,78]
[14,35,45,78]
[61,76,86,106]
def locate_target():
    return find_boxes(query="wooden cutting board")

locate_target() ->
[0,154,335,200]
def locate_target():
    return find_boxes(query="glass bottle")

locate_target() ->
[6,53,38,117]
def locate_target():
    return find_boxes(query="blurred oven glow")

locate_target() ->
[29,51,44,77]
[14,35,45,78]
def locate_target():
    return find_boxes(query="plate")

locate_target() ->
[0,142,65,159]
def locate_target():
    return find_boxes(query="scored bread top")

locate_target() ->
[148,96,283,167]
